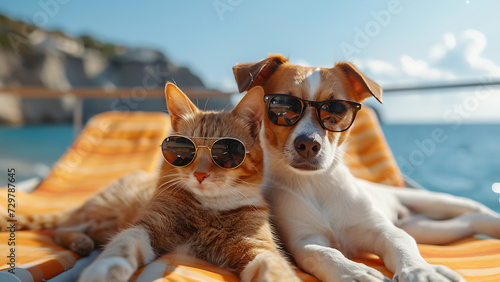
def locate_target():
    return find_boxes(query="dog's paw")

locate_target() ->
[394,264,465,282]
[338,261,390,282]
[78,257,134,282]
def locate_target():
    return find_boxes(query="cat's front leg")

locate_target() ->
[240,250,301,282]
[78,226,155,282]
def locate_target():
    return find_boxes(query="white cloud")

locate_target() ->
[365,59,399,76]
[429,45,446,61]
[378,89,500,124]
[462,29,500,76]
[400,55,455,80]
[357,29,500,123]
[291,58,311,67]
[360,29,500,84]
[290,58,332,68]
[430,32,456,60]
[219,76,238,93]
[444,33,456,49]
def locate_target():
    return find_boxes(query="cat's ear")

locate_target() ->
[165,82,200,130]
[231,86,265,137]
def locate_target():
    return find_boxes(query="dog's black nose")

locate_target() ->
[294,135,321,159]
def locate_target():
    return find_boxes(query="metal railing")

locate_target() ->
[383,80,500,93]
[1,79,499,133]
[0,86,231,135]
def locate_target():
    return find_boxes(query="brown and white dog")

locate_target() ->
[233,54,500,282]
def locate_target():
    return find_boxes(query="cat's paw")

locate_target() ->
[241,251,302,282]
[78,257,134,282]
[299,250,388,282]
[394,264,465,282]
[69,235,94,256]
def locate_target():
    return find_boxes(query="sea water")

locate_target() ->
[382,123,500,213]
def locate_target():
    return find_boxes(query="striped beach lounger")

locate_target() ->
[1,109,499,281]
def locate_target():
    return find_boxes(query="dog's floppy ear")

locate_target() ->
[232,54,288,93]
[335,62,383,104]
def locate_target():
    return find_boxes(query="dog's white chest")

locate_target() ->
[265,164,374,252]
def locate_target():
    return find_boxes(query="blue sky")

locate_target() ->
[1,0,500,122]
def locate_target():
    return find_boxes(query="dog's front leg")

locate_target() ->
[371,224,465,282]
[291,234,388,282]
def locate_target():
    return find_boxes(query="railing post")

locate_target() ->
[73,96,83,137]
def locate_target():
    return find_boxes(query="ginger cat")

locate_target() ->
[4,83,300,282]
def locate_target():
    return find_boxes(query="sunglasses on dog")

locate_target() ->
[264,94,362,132]
[160,136,247,169]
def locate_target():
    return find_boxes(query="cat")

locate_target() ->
[3,83,301,282]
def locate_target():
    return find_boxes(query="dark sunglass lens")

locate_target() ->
[268,96,303,126]
[320,102,354,131]
[211,139,246,168]
[162,136,196,166]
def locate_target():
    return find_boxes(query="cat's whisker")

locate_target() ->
[157,178,182,189]
[158,174,181,180]
[245,161,262,177]
[229,177,254,186]
[169,181,187,197]
[153,177,184,199]
[203,97,210,111]
[158,173,183,180]
[156,177,182,188]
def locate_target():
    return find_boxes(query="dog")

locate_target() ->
[232,54,500,282]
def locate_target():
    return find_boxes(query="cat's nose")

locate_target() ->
[294,134,321,159]
[193,171,209,183]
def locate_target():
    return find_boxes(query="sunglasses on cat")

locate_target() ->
[264,94,362,132]
[161,136,248,169]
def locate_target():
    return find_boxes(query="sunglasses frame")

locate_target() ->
[264,94,362,132]
[160,136,248,169]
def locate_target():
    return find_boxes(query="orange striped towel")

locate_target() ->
[1,108,500,281]
[345,107,405,187]
[1,111,170,280]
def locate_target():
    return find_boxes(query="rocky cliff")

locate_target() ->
[0,14,206,124]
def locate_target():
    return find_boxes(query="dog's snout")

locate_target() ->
[294,135,321,159]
